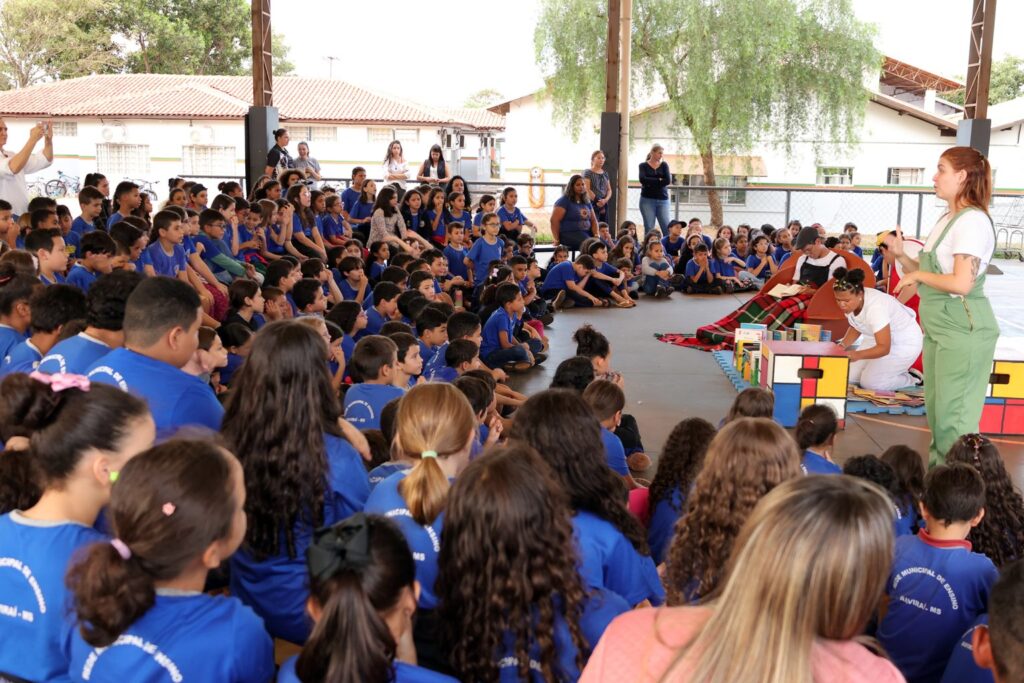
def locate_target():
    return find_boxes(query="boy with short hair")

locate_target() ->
[582,379,638,489]
[86,276,224,440]
[30,208,59,233]
[423,310,479,380]
[415,307,448,367]
[452,374,501,456]
[541,254,600,311]
[107,181,141,229]
[0,199,16,249]
[73,186,105,237]
[260,285,289,323]
[26,228,68,285]
[365,281,401,338]
[37,270,143,375]
[683,243,722,295]
[968,559,1024,683]
[480,282,545,371]
[0,275,36,358]
[196,208,254,284]
[65,231,116,293]
[387,331,423,388]
[397,289,427,328]
[340,166,366,224]
[337,255,370,306]
[343,334,405,430]
[1,284,85,376]
[517,233,535,260]
[878,463,999,683]
[444,223,471,283]
[585,240,633,306]
[432,338,482,382]
[661,220,686,263]
[293,277,327,316]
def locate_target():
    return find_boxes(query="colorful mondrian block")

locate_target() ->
[982,339,1024,435]
[760,341,849,428]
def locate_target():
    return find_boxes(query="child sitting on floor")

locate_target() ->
[795,404,842,475]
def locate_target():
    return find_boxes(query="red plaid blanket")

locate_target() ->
[656,292,815,351]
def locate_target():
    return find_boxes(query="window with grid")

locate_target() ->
[96,143,150,177]
[673,174,747,205]
[182,146,237,175]
[51,121,77,137]
[394,128,419,144]
[296,126,337,143]
[367,127,393,144]
[816,166,853,186]
[887,167,925,185]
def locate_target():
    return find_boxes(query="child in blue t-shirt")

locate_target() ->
[465,212,505,290]
[480,283,544,370]
[63,440,274,683]
[745,234,778,282]
[641,240,675,297]
[86,277,223,441]
[423,311,481,381]
[0,275,35,360]
[73,186,104,237]
[843,455,918,537]
[344,335,406,430]
[1,284,85,377]
[878,464,999,683]
[541,255,602,310]
[682,243,721,295]
[277,514,457,683]
[795,404,842,475]
[0,373,154,682]
[443,222,471,282]
[415,306,447,369]
[321,194,348,247]
[583,379,638,488]
[145,210,190,281]
[66,231,116,293]
[497,187,536,242]
[660,220,686,264]
[195,209,252,284]
[337,255,371,305]
[364,281,402,339]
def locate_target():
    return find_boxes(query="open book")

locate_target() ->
[766,283,804,298]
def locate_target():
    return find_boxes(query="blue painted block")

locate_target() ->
[772,383,802,427]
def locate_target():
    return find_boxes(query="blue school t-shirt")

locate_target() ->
[774,245,792,263]
[195,233,232,274]
[553,196,595,237]
[71,216,94,236]
[364,306,389,337]
[497,205,527,233]
[343,382,405,430]
[65,264,98,292]
[292,212,313,239]
[64,230,81,258]
[495,589,630,682]
[661,235,685,260]
[0,339,43,376]
[446,209,471,233]
[369,261,387,282]
[341,187,360,213]
[572,510,664,607]
[37,332,111,375]
[600,427,629,477]
[363,470,445,609]
[63,590,274,683]
[778,251,793,266]
[0,324,27,361]
[683,259,712,282]
[801,450,842,475]
[877,532,998,683]
[106,211,125,229]
[230,433,369,644]
[746,254,775,278]
[87,348,224,441]
[894,500,916,537]
[712,257,736,278]
[321,214,346,240]
[541,261,578,294]
[444,244,470,280]
[219,352,244,386]
[939,614,993,683]
[368,461,411,492]
[426,210,447,242]
[349,201,374,225]
[853,245,864,258]
[146,242,188,278]
[418,340,438,368]
[339,278,370,304]
[0,511,105,682]
[648,486,685,566]
[481,308,517,359]
[278,656,456,683]
[39,272,66,286]
[467,237,504,284]
[424,341,449,379]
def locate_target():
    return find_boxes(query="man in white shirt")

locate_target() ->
[0,119,53,215]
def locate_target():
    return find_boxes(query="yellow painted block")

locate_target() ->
[801,397,816,411]
[991,360,1024,399]
[817,357,849,397]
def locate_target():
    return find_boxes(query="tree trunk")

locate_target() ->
[700,147,723,227]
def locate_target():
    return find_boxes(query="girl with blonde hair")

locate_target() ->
[581,476,903,683]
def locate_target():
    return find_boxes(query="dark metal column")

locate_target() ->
[245,0,278,193]
[957,0,997,156]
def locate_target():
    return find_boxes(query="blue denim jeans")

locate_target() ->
[483,338,544,368]
[638,197,671,235]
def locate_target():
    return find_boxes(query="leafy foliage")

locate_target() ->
[946,55,1024,107]
[535,0,879,223]
[464,88,505,108]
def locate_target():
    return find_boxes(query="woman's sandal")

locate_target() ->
[614,298,633,308]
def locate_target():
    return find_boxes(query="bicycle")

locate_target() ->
[128,178,158,200]
[45,170,81,198]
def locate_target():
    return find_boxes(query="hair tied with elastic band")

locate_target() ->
[421,450,438,459]
[307,513,372,581]
[28,371,90,393]
[110,539,131,560]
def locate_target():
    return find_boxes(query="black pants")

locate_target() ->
[615,413,645,455]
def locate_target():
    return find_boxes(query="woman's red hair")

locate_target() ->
[941,146,992,214]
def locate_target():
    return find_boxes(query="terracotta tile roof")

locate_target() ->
[0,75,504,130]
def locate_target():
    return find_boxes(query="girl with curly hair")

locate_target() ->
[947,433,1024,567]
[278,514,456,683]
[582,476,901,682]
[665,418,800,604]
[439,444,629,682]
[222,320,369,644]
[510,389,664,607]
[364,382,478,669]
[646,417,717,565]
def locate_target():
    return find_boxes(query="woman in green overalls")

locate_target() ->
[891,147,998,465]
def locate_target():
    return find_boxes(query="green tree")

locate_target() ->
[535,0,879,224]
[0,0,120,89]
[946,55,1024,107]
[464,88,505,108]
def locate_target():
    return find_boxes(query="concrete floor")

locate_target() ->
[509,261,1024,487]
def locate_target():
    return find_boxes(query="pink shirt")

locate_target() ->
[580,606,906,683]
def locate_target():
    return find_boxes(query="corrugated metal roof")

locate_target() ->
[0,75,505,130]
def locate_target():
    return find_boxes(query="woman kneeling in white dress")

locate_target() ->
[833,267,923,392]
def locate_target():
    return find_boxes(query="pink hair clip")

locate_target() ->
[28,371,90,393]
[162,503,176,517]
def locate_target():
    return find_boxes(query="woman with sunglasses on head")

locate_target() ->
[832,266,923,392]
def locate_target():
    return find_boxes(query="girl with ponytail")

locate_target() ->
[278,514,456,683]
[64,439,273,681]
[0,372,154,682]
[363,382,477,667]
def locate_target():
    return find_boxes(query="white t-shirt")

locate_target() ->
[847,288,922,349]
[792,252,843,284]
[382,159,409,189]
[0,151,51,214]
[922,209,995,297]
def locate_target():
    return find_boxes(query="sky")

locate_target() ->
[271,0,1024,108]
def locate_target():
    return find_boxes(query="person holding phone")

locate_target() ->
[0,118,53,214]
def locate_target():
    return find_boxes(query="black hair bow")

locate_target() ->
[307,513,372,581]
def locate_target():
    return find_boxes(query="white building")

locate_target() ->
[0,74,505,196]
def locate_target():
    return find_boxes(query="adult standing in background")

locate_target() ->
[382,140,409,192]
[638,144,671,236]
[263,128,294,179]
[550,174,599,251]
[584,150,612,224]
[0,119,53,215]
[293,142,322,184]
[891,146,999,465]
[417,144,451,185]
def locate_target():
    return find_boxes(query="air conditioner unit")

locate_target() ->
[189,125,215,145]
[101,122,127,142]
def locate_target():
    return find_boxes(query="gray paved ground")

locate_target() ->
[508,260,1024,487]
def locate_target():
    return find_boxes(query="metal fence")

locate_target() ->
[179,174,1024,245]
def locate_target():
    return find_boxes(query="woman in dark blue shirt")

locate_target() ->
[638,143,672,236]
[551,174,599,251]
